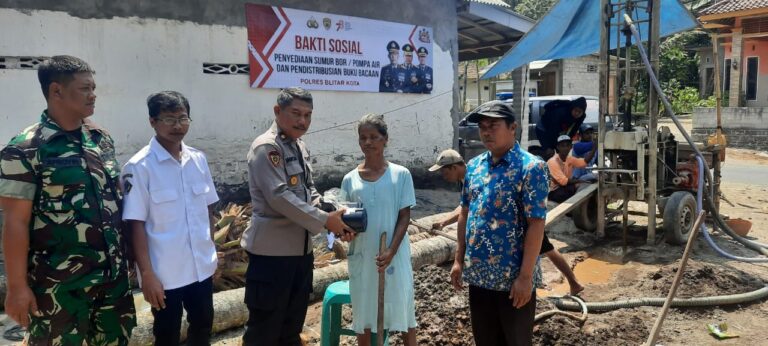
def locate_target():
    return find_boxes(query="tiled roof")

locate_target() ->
[466,0,510,8]
[700,0,768,16]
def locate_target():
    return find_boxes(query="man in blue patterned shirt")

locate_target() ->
[450,101,549,346]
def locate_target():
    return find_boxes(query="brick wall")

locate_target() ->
[560,55,600,97]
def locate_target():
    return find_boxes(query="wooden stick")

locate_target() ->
[711,33,722,131]
[645,211,706,346]
[409,219,457,241]
[376,232,387,346]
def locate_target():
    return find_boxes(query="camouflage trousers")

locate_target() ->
[25,275,136,346]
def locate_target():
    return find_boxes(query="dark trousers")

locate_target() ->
[468,285,537,346]
[548,184,577,203]
[242,253,313,346]
[151,276,214,346]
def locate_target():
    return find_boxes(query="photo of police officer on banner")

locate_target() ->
[379,40,433,94]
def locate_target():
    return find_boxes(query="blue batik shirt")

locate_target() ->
[460,143,549,292]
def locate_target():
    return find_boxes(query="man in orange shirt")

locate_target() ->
[547,135,596,203]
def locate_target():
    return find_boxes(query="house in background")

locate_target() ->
[693,0,768,151]
[699,0,768,107]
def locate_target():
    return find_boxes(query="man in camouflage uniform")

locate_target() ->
[0,55,136,345]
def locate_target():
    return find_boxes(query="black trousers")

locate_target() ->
[548,184,577,203]
[242,253,313,346]
[468,285,537,346]
[151,276,214,346]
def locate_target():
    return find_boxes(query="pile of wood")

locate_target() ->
[211,203,251,291]
[211,203,348,291]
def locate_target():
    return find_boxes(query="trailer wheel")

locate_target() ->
[663,191,697,245]
[572,185,597,232]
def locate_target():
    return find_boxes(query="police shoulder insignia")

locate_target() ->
[268,150,281,167]
[123,173,133,194]
[289,175,299,186]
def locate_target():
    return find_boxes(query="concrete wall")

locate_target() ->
[692,107,768,151]
[559,55,600,97]
[0,1,459,199]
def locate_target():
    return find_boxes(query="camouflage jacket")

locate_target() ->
[0,111,127,288]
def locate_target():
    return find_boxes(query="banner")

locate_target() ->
[245,4,434,93]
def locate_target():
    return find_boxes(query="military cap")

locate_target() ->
[402,43,414,56]
[417,47,429,57]
[387,40,400,52]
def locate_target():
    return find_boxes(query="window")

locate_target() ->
[202,63,249,74]
[723,59,731,92]
[746,56,759,101]
[0,56,48,70]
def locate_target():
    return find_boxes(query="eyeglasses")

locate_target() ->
[157,117,192,126]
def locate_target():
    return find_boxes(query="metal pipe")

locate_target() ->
[621,24,633,132]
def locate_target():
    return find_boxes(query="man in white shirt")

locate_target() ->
[121,91,219,345]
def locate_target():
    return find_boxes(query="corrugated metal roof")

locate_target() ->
[466,0,510,8]
[700,0,768,16]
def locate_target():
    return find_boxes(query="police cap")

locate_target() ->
[387,40,400,53]
[402,44,414,56]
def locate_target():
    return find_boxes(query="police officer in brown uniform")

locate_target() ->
[241,87,353,345]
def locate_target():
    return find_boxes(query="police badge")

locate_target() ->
[268,151,281,167]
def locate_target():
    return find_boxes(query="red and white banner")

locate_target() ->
[245,4,434,93]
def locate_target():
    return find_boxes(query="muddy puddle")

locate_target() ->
[539,257,625,297]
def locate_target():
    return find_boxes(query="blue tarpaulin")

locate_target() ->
[482,0,699,79]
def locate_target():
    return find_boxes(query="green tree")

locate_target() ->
[513,0,556,20]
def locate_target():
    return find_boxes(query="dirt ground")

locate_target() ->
[207,147,768,346]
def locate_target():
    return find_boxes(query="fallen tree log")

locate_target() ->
[129,234,456,345]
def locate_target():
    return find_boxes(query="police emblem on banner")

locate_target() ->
[419,28,431,43]
[307,17,319,29]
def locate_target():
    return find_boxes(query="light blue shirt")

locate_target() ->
[340,163,418,333]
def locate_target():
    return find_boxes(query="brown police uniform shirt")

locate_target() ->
[241,122,328,256]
